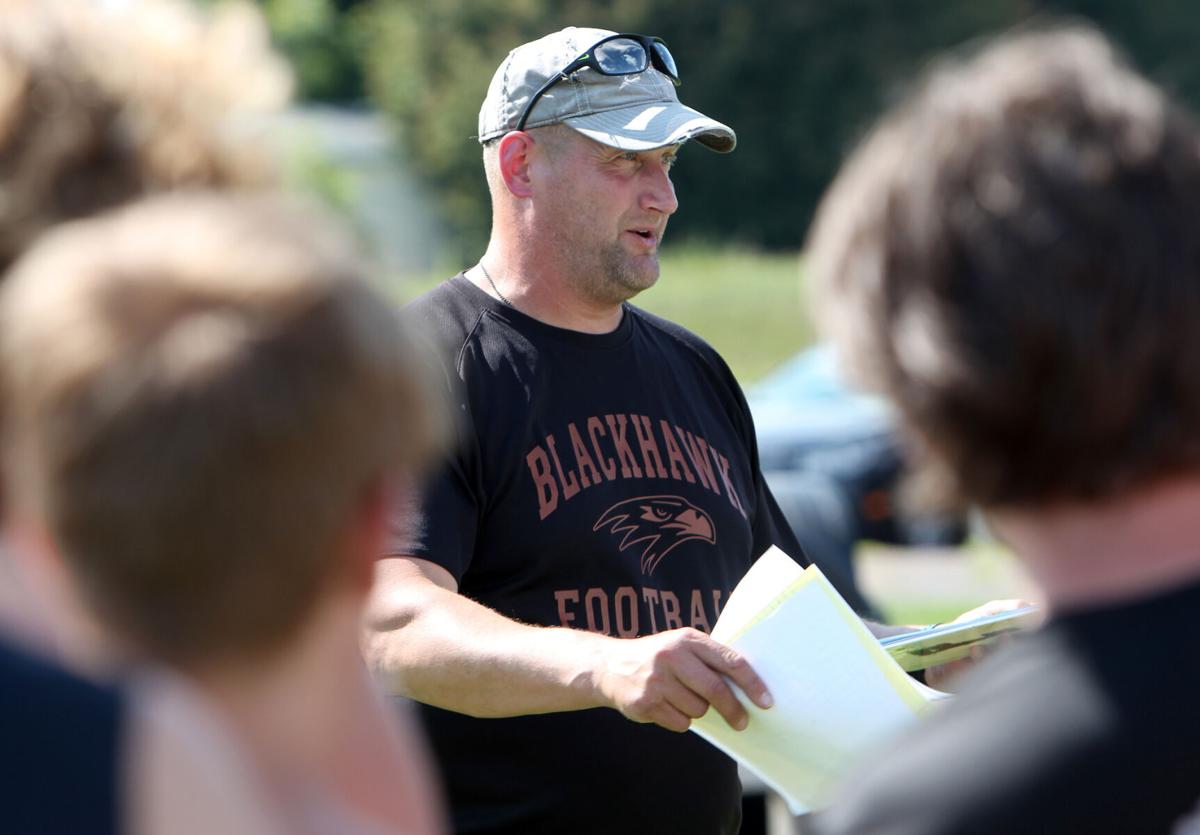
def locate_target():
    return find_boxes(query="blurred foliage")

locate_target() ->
[276,123,361,212]
[253,0,1200,259]
[633,0,1024,250]
[259,0,366,101]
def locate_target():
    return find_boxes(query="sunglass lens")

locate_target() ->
[652,41,679,81]
[593,38,650,75]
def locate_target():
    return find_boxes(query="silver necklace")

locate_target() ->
[477,262,512,307]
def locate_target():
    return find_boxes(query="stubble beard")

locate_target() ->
[564,235,661,308]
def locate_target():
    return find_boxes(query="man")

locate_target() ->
[809,27,1200,834]
[365,25,803,835]
[368,26,997,835]
[0,192,445,834]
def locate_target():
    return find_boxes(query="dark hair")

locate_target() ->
[810,26,1200,510]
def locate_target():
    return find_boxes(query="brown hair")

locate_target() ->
[0,0,289,273]
[810,26,1200,510]
[0,192,440,665]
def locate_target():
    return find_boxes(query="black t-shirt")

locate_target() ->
[391,275,808,835]
[816,579,1200,835]
[0,636,123,835]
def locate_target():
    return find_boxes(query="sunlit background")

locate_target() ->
[214,0,1198,622]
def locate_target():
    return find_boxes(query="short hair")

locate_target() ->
[0,192,440,666]
[0,0,289,273]
[810,26,1200,510]
[482,124,573,201]
[482,138,504,198]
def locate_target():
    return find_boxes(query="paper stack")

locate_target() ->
[690,546,948,814]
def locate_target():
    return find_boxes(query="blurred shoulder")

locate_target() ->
[126,672,285,835]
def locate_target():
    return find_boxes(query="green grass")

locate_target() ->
[859,539,1033,627]
[385,245,813,384]
[635,247,814,383]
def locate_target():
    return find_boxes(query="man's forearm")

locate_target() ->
[364,557,773,732]
[365,570,610,717]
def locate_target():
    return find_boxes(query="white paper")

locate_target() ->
[690,547,945,814]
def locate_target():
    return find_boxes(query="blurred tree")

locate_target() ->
[259,0,365,101]
[250,0,1200,259]
[637,0,1026,249]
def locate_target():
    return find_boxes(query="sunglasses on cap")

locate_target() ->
[515,33,681,132]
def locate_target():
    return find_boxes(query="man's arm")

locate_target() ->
[364,556,774,733]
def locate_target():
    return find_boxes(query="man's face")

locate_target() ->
[535,129,680,305]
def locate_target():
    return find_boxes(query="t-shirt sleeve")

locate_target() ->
[384,312,481,582]
[386,455,479,582]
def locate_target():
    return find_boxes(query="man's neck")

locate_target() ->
[990,476,1200,612]
[471,243,626,334]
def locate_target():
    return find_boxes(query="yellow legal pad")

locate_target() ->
[690,547,949,814]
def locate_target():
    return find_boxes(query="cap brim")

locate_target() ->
[564,101,736,153]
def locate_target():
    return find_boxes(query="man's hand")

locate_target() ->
[594,628,773,733]
[924,598,1041,690]
[369,558,771,732]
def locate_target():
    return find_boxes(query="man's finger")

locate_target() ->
[692,637,774,710]
[662,681,710,721]
[649,702,695,734]
[682,665,748,731]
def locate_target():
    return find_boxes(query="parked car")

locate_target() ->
[748,346,966,618]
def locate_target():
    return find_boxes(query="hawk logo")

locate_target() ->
[593,495,716,575]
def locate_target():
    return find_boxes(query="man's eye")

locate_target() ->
[619,152,639,162]
[663,156,678,170]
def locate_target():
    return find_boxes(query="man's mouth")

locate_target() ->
[628,228,658,245]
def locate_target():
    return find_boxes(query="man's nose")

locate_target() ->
[640,165,679,216]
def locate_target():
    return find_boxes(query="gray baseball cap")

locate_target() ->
[478,26,736,153]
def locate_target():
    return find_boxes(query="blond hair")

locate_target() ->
[0,0,290,273]
[0,192,439,665]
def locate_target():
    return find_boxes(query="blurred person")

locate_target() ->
[0,0,288,643]
[810,26,1200,834]
[366,25,1010,835]
[0,192,446,834]
[0,0,286,273]
[0,2,308,833]
[0,623,291,835]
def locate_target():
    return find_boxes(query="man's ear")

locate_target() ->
[497,131,537,199]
